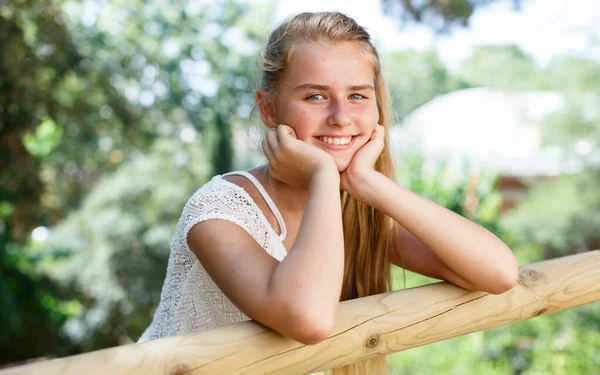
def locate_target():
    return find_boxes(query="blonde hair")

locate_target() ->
[259,12,398,375]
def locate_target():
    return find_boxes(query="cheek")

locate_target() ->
[281,103,319,140]
[368,105,381,125]
[355,106,379,131]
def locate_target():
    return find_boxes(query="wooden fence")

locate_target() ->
[3,250,599,375]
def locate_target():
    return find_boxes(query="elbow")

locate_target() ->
[285,305,335,345]
[292,319,333,345]
[487,260,520,295]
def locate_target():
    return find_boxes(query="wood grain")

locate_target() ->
[3,250,599,375]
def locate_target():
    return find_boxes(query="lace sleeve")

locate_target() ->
[180,178,272,253]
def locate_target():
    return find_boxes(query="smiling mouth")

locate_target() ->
[316,136,354,146]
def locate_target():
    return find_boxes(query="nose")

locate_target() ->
[327,99,352,127]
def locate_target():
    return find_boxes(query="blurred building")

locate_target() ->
[391,88,574,212]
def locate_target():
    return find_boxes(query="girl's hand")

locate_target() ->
[340,124,385,202]
[262,125,337,189]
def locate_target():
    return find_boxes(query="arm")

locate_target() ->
[189,126,344,345]
[355,170,519,294]
[341,125,518,295]
[189,168,342,344]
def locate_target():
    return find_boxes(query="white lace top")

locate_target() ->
[138,171,288,342]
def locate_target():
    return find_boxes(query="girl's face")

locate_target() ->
[272,41,380,172]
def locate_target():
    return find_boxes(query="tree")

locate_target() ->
[1,0,141,243]
[386,29,600,375]
[1,0,268,362]
[492,50,600,258]
[1,0,143,361]
[383,49,469,120]
[41,139,209,351]
[0,210,81,364]
[457,45,541,91]
[382,0,522,32]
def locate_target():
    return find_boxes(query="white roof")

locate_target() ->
[390,87,579,176]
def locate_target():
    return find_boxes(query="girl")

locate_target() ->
[139,12,519,374]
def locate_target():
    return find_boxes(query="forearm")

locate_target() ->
[364,171,518,291]
[269,167,344,323]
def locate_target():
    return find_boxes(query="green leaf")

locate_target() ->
[22,117,63,158]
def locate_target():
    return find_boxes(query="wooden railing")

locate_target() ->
[3,250,600,375]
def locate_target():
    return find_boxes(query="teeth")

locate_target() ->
[318,136,352,145]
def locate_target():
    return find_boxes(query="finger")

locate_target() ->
[262,137,274,161]
[277,124,297,145]
[370,124,382,140]
[372,126,385,149]
[266,127,280,155]
[369,126,385,148]
[364,126,376,142]
[358,127,385,162]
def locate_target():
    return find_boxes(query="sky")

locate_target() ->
[78,0,600,68]
[270,0,600,69]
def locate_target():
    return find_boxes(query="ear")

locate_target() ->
[256,89,277,128]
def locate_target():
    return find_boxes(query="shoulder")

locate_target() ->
[183,175,253,218]
[180,174,273,244]
[222,174,255,193]
[183,175,280,262]
[186,175,248,209]
[222,172,281,233]
[221,174,269,210]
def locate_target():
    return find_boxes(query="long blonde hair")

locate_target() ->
[259,12,398,374]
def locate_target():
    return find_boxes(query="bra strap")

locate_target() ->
[223,171,287,241]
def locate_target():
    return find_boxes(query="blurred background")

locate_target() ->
[1,0,599,373]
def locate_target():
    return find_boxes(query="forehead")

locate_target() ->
[281,41,375,87]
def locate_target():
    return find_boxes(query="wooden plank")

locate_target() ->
[3,250,599,375]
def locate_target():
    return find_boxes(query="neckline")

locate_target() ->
[221,171,287,241]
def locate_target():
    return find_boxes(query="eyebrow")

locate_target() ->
[293,83,375,91]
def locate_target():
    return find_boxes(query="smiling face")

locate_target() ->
[269,41,380,172]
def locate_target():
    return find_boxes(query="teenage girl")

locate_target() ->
[139,11,519,374]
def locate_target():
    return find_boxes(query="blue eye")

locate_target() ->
[306,94,325,100]
[349,94,365,100]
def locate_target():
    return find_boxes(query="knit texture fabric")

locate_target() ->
[138,174,287,342]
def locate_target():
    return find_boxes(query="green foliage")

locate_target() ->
[1,0,265,240]
[387,155,600,375]
[22,117,63,158]
[482,50,600,259]
[390,153,504,289]
[36,139,209,351]
[383,49,469,120]
[453,42,600,260]
[457,45,542,90]
[396,153,503,230]
[0,205,80,363]
[544,55,600,93]
[501,175,600,258]
[1,0,267,361]
[387,41,600,375]
[387,303,600,375]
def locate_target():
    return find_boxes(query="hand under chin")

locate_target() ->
[335,159,352,173]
